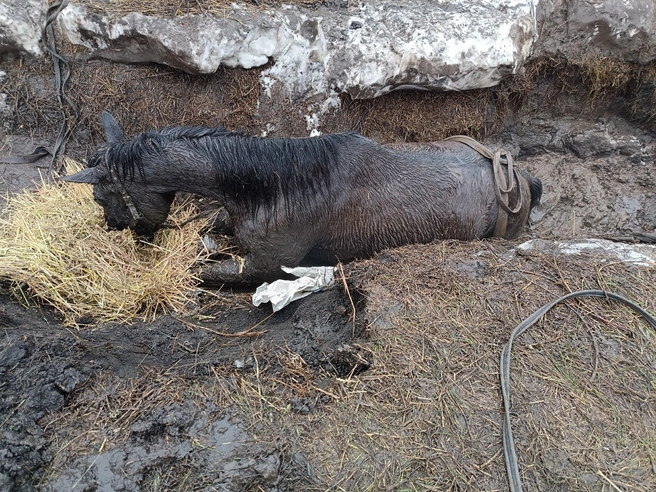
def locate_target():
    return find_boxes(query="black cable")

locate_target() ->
[41,0,77,174]
[500,290,656,492]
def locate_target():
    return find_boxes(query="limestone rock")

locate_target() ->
[57,0,538,99]
[0,0,48,58]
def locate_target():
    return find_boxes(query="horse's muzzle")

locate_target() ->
[105,214,158,240]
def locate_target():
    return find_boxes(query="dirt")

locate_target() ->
[1,287,360,491]
[2,37,656,492]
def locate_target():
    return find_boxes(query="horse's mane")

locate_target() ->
[96,125,365,217]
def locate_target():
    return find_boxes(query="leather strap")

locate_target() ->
[441,135,524,238]
[0,146,52,164]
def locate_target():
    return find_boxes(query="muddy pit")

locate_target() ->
[1,49,656,492]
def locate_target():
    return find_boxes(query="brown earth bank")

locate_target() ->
[1,43,656,492]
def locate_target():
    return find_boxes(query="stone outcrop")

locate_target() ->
[57,0,539,99]
[2,0,655,100]
[0,0,48,58]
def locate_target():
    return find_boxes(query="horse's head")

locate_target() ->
[61,111,175,237]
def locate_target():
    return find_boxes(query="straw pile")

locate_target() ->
[0,159,211,326]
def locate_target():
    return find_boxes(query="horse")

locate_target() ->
[62,112,542,286]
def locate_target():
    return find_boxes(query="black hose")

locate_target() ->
[500,290,656,492]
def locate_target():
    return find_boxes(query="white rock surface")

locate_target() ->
[3,0,655,102]
[517,239,656,267]
[0,0,48,58]
[57,0,539,99]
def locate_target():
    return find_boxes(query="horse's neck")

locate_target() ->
[145,134,340,202]
[146,150,221,198]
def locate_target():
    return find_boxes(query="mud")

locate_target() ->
[522,151,656,239]
[1,287,359,491]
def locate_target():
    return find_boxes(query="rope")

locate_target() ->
[499,290,656,492]
[442,135,524,237]
[41,0,77,174]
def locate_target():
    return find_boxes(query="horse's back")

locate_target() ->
[309,139,500,261]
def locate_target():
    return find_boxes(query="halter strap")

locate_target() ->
[104,148,143,229]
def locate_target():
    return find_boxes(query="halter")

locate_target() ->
[102,148,212,232]
[104,147,144,229]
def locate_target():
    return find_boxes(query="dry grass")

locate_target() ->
[0,158,212,326]
[35,241,656,490]
[293,242,655,491]
[76,0,324,18]
[518,56,656,120]
[2,59,264,161]
[65,62,263,140]
[332,88,497,143]
[222,241,656,491]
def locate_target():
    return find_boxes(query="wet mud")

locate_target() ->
[1,287,360,491]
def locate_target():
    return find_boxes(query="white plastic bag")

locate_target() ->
[252,266,335,312]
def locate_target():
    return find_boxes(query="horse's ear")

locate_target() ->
[102,111,125,143]
[60,167,103,184]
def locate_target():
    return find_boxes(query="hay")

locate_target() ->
[76,0,323,18]
[0,158,211,326]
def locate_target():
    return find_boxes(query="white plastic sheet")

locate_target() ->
[252,266,335,312]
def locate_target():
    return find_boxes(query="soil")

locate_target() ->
[1,29,656,492]
[1,287,358,491]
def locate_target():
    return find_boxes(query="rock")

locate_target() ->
[535,0,656,63]
[57,0,538,99]
[0,0,48,58]
[562,127,617,159]
[4,0,656,102]
[516,239,656,266]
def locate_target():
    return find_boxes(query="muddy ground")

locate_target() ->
[2,43,656,492]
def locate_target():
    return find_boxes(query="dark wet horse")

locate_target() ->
[63,112,542,286]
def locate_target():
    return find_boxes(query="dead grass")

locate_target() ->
[302,242,655,491]
[332,89,497,143]
[516,56,656,122]
[76,0,324,18]
[0,158,215,326]
[47,240,648,491]
[65,62,263,147]
[35,240,656,490]
[2,59,264,161]
[233,241,655,491]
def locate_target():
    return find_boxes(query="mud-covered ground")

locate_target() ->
[0,286,360,491]
[2,51,656,491]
